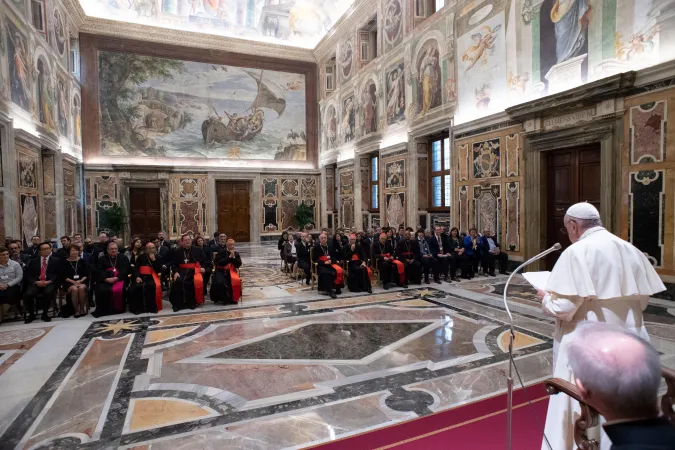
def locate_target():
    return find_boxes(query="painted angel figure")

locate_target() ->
[461,25,502,73]
[387,68,403,118]
[617,26,660,62]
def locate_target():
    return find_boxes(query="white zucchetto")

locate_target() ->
[566,202,600,220]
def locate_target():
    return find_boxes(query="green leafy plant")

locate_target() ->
[294,202,315,230]
[101,203,127,236]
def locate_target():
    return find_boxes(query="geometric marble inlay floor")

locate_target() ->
[0,245,674,449]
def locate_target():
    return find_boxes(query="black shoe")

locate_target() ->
[403,284,408,289]
[500,271,509,275]
[41,314,51,323]
[489,272,496,277]
[190,305,197,310]
[336,288,342,295]
[25,315,35,324]
[444,276,449,282]
[330,290,337,299]
[435,278,442,285]
[424,278,430,285]
[383,283,390,290]
[452,277,460,282]
[367,288,372,294]
[172,307,180,312]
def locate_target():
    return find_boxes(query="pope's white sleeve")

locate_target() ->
[541,293,584,321]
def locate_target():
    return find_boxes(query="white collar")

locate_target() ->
[579,226,605,241]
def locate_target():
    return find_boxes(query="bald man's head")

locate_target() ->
[567,322,661,420]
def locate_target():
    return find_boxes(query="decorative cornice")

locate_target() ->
[314,0,377,63]
[506,72,637,119]
[75,18,316,63]
[380,141,408,156]
[14,129,43,149]
[60,0,86,31]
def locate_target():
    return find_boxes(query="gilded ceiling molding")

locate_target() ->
[313,0,377,63]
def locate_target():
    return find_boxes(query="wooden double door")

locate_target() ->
[546,145,601,269]
[217,181,250,242]
[129,188,162,241]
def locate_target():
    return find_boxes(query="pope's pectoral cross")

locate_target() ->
[184,258,189,264]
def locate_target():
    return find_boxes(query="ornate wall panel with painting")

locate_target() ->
[622,88,675,277]
[42,153,57,239]
[85,173,120,236]
[80,35,317,167]
[454,125,524,258]
[262,176,318,234]
[16,141,41,248]
[381,154,407,229]
[167,175,208,239]
[62,161,80,237]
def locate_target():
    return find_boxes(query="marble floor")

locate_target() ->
[0,243,674,449]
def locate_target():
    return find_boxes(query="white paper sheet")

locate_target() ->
[523,271,551,291]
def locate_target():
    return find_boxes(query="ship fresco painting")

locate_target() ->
[98,51,306,160]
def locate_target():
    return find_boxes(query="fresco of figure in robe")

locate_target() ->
[362,83,377,135]
[7,24,31,111]
[417,43,442,116]
[386,64,405,124]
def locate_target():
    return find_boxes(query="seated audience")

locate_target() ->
[396,230,422,285]
[447,227,472,279]
[8,241,25,268]
[464,228,482,276]
[567,321,675,450]
[417,229,439,284]
[296,232,311,285]
[211,238,242,304]
[283,233,298,276]
[429,226,455,282]
[129,242,163,314]
[168,234,207,312]
[312,233,343,298]
[0,247,23,314]
[61,244,89,318]
[125,237,143,270]
[373,232,406,289]
[344,234,372,293]
[55,236,71,260]
[23,242,60,323]
[193,235,213,298]
[157,230,171,250]
[478,227,509,276]
[278,231,290,261]
[93,241,130,318]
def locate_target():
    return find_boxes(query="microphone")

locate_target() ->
[503,243,561,450]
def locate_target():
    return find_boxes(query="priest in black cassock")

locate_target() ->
[168,234,207,312]
[128,242,163,315]
[373,232,406,289]
[312,233,343,298]
[210,238,243,304]
[396,230,422,285]
[93,241,130,318]
[296,232,312,285]
[344,234,372,293]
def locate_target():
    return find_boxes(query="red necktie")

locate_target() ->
[40,257,47,281]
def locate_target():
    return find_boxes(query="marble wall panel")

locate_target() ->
[385,192,405,228]
[0,194,5,243]
[505,182,520,252]
[95,200,116,234]
[44,198,57,239]
[263,199,278,232]
[169,175,208,238]
[42,154,56,195]
[301,178,317,199]
[628,170,665,268]
[505,134,520,177]
[454,125,523,257]
[63,166,75,198]
[326,171,335,211]
[622,89,675,276]
[88,174,120,236]
[371,214,380,229]
[281,179,299,197]
[472,185,502,238]
[94,176,117,199]
[418,156,428,210]
[17,150,38,190]
[65,200,74,237]
[340,197,354,228]
[179,201,200,235]
[339,170,354,195]
[457,144,469,182]
[20,194,39,248]
[629,101,667,165]
[430,213,451,231]
[263,178,278,197]
[360,160,370,212]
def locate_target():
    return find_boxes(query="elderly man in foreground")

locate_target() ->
[537,202,665,450]
[565,322,675,450]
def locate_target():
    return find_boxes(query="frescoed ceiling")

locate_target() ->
[77,0,356,49]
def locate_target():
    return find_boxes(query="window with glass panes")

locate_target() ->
[429,138,451,210]
[369,156,379,212]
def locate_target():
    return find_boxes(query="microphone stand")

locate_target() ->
[503,243,561,450]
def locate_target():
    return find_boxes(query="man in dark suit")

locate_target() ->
[157,230,172,250]
[23,242,60,323]
[478,227,509,276]
[21,235,41,259]
[428,226,456,282]
[54,235,71,260]
[565,322,675,450]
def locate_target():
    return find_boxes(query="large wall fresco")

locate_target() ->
[98,51,307,161]
[319,0,675,145]
[79,0,355,49]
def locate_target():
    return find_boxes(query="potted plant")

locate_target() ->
[100,203,127,237]
[294,202,315,230]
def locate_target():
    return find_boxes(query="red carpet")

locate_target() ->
[312,382,550,450]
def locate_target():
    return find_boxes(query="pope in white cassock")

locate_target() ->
[537,202,665,450]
